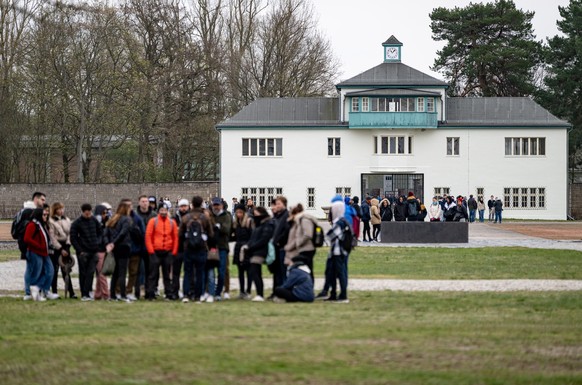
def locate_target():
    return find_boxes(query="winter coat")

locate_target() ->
[49,216,71,249]
[24,220,50,257]
[477,201,486,211]
[361,201,371,221]
[178,208,214,252]
[370,199,381,225]
[272,209,290,249]
[246,216,275,261]
[282,263,314,302]
[393,200,408,222]
[380,199,393,222]
[105,215,132,250]
[468,197,478,210]
[70,215,103,254]
[406,196,421,220]
[136,207,156,227]
[494,199,504,212]
[428,203,442,221]
[231,214,253,266]
[211,210,233,250]
[145,215,179,255]
[453,204,469,222]
[284,212,316,265]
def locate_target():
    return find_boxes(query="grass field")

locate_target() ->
[0,292,580,385]
[2,246,582,279]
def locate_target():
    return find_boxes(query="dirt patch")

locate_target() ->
[499,222,582,240]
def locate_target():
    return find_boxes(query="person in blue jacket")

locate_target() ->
[273,257,314,303]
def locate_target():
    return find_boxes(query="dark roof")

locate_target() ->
[382,35,402,45]
[346,88,441,97]
[337,62,448,88]
[216,97,343,128]
[443,97,571,127]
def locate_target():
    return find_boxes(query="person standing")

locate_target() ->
[93,204,111,300]
[477,197,486,223]
[370,198,381,241]
[209,197,232,301]
[172,199,190,299]
[270,196,290,298]
[70,204,103,301]
[231,204,253,299]
[494,197,504,223]
[136,195,156,297]
[405,192,421,222]
[393,196,407,222]
[360,197,372,242]
[351,197,362,242]
[180,196,214,302]
[284,203,316,282]
[487,195,496,222]
[105,201,133,302]
[467,195,478,223]
[24,207,55,301]
[241,206,275,302]
[325,199,351,303]
[145,203,179,300]
[428,197,442,222]
[48,202,76,299]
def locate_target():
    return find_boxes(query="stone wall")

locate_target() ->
[0,182,219,218]
[570,183,582,219]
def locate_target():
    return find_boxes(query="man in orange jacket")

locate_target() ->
[145,203,179,300]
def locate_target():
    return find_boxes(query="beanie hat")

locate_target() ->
[178,199,189,207]
[331,194,344,203]
[408,192,414,197]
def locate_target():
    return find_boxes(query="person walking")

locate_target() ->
[70,203,103,301]
[48,202,76,299]
[24,207,55,301]
[179,196,214,303]
[487,195,496,222]
[145,203,179,300]
[360,197,372,242]
[105,201,133,302]
[231,204,253,299]
[241,206,274,302]
[370,198,381,241]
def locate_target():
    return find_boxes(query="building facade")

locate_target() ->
[217,36,570,220]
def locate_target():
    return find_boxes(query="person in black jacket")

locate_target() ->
[105,201,133,302]
[393,196,408,222]
[270,197,289,297]
[380,199,393,222]
[230,204,253,299]
[453,198,469,222]
[241,206,275,302]
[70,203,103,301]
[172,199,191,299]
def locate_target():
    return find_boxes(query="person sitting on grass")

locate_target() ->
[273,257,314,303]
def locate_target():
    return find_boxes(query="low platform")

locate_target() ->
[379,221,469,243]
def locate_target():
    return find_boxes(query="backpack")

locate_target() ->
[186,215,205,250]
[407,200,418,217]
[340,219,354,253]
[11,208,32,240]
[300,216,324,248]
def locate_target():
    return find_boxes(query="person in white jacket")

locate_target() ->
[428,197,443,222]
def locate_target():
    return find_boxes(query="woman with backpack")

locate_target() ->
[230,204,253,299]
[241,206,275,302]
[24,207,56,301]
[284,203,316,283]
[48,202,76,299]
[105,201,133,302]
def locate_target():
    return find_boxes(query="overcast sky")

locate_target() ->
[311,0,570,82]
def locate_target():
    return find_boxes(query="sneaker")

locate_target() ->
[126,294,137,301]
[178,291,184,300]
[238,292,250,300]
[272,296,286,304]
[323,297,338,302]
[30,285,40,301]
[251,295,265,302]
[201,292,209,302]
[314,292,328,301]
[89,291,94,299]
[182,297,190,303]
[23,295,32,301]
[46,292,60,300]
[119,297,132,303]
[81,296,92,302]
[333,299,350,304]
[206,296,214,303]
[223,292,230,300]
[69,294,78,300]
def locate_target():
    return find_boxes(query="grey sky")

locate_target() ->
[311,0,570,81]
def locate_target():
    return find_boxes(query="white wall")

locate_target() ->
[220,127,567,219]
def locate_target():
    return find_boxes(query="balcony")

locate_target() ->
[348,112,438,129]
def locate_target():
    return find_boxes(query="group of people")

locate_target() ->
[347,192,504,242]
[13,192,354,304]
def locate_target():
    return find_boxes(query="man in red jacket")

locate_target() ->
[145,203,178,300]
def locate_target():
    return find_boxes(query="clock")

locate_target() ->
[385,47,399,60]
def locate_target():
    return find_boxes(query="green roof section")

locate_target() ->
[382,35,403,45]
[346,88,441,97]
[336,62,448,88]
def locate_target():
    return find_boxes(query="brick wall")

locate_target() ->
[570,183,582,219]
[0,182,219,218]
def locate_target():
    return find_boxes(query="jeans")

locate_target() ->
[469,209,476,223]
[330,255,348,300]
[24,255,31,295]
[214,249,228,297]
[28,251,54,293]
[184,249,206,299]
[77,251,98,298]
[206,266,216,297]
[478,210,485,222]
[495,210,502,223]
[147,250,174,299]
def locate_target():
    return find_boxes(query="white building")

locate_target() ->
[217,36,571,220]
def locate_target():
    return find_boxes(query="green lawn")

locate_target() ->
[0,292,580,385]
[0,249,19,263]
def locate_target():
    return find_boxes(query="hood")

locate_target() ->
[371,198,379,206]
[94,204,106,216]
[380,198,390,205]
[330,201,345,222]
[297,265,311,275]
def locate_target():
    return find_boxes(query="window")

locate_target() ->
[427,97,435,112]
[376,135,410,155]
[241,187,283,207]
[417,97,425,112]
[351,97,359,112]
[447,137,460,156]
[362,97,369,112]
[503,187,546,209]
[336,187,351,198]
[476,188,484,201]
[328,137,341,156]
[505,137,546,156]
[434,187,450,200]
[307,187,316,209]
[242,138,283,157]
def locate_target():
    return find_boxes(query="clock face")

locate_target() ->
[386,47,399,60]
